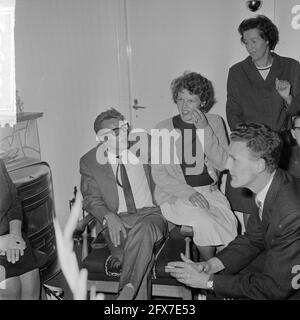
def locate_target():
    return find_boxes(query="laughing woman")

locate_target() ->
[152,71,237,260]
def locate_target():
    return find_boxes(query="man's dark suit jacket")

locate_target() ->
[214,169,300,299]
[80,143,158,223]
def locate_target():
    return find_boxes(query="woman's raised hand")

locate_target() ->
[275,78,292,104]
[191,109,208,129]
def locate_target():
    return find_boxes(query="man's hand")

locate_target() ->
[189,192,210,209]
[191,109,208,129]
[180,253,211,273]
[204,257,225,274]
[180,253,225,275]
[275,78,292,105]
[105,213,127,247]
[165,255,210,289]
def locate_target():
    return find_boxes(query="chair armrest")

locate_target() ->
[76,213,107,260]
[72,213,95,260]
[73,213,95,239]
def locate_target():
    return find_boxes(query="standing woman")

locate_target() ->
[226,15,300,135]
[0,159,40,299]
[225,15,300,215]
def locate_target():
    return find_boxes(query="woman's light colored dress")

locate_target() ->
[152,114,237,250]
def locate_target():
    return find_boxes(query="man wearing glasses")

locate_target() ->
[79,108,168,300]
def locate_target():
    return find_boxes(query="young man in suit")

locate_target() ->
[80,108,168,300]
[166,123,300,300]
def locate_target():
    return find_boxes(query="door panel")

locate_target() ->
[125,0,274,131]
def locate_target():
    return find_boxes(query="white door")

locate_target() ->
[124,0,275,131]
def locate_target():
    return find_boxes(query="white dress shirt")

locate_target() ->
[255,170,276,220]
[107,149,154,213]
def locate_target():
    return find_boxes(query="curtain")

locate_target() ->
[0,0,16,128]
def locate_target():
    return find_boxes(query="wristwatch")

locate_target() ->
[206,274,214,291]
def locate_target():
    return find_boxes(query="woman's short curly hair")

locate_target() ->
[230,123,282,173]
[238,15,279,50]
[171,71,215,113]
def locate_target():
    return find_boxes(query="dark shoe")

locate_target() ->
[105,255,122,277]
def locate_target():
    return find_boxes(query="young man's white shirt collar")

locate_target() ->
[255,170,276,214]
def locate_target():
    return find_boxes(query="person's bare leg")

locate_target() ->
[20,268,40,300]
[197,246,216,261]
[0,276,21,300]
[117,283,135,300]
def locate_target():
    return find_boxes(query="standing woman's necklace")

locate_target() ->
[255,57,273,79]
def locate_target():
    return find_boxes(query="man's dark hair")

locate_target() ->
[230,123,282,173]
[94,108,125,134]
[238,15,279,50]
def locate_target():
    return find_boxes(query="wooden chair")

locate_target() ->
[72,210,195,300]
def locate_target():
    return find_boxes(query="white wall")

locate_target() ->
[123,0,276,131]
[16,0,299,227]
[15,0,126,226]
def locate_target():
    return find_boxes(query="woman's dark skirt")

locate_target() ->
[0,234,38,280]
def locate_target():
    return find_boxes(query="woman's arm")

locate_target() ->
[203,115,229,171]
[0,160,23,223]
[226,68,244,131]
[285,60,300,116]
[0,160,25,262]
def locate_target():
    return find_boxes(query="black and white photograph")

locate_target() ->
[0,0,300,304]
